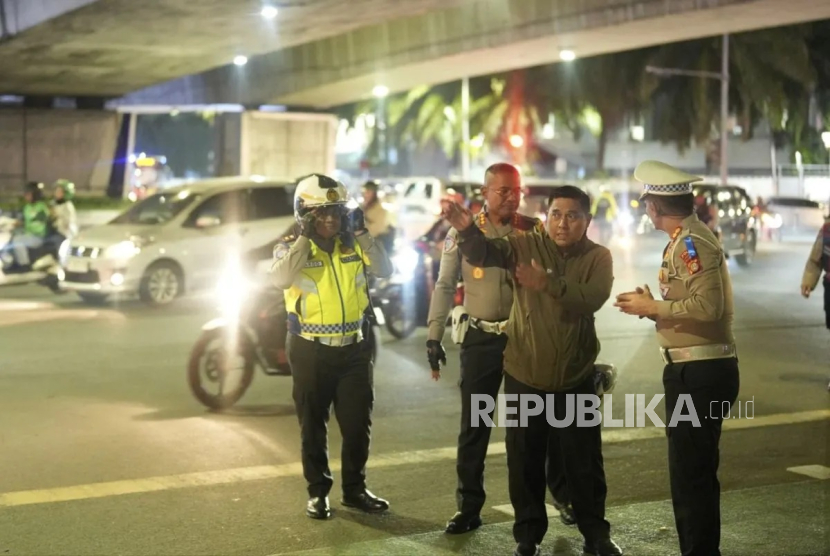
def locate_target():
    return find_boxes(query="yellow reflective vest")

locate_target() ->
[283,236,370,337]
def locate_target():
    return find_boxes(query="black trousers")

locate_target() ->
[823,281,830,329]
[456,327,507,514]
[663,357,740,556]
[505,372,610,545]
[286,333,374,498]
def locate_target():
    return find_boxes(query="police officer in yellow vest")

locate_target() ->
[615,161,740,556]
[271,173,394,520]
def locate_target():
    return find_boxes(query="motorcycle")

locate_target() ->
[0,213,67,293]
[371,235,463,340]
[187,255,379,410]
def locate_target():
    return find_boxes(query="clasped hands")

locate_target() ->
[614,285,658,318]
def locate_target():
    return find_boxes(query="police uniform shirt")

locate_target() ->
[426,211,543,342]
[653,213,735,349]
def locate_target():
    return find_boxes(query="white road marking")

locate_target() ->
[492,503,560,518]
[1,409,827,508]
[786,465,830,480]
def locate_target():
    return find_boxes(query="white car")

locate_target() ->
[60,176,297,306]
[763,196,827,239]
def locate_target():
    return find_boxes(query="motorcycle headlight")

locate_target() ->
[216,261,249,320]
[392,246,419,281]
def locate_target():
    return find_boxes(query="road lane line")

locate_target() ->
[786,465,830,480]
[492,503,560,518]
[1,409,827,508]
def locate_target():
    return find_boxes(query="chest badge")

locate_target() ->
[473,267,484,280]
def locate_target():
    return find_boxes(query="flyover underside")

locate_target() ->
[274,0,830,107]
[0,0,478,97]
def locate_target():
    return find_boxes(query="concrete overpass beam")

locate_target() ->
[261,0,830,107]
[0,0,99,37]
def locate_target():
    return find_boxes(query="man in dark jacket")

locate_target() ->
[442,185,622,556]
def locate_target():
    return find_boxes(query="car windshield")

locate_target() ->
[110,191,198,225]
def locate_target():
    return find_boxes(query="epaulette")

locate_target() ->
[281,234,298,244]
[515,213,543,232]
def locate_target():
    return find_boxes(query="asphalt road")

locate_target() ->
[0,234,828,556]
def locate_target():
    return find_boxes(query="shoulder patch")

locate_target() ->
[444,234,457,253]
[681,236,702,275]
[273,242,290,261]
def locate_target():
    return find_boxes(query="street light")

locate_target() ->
[233,55,248,66]
[647,34,730,187]
[372,85,389,98]
[559,49,576,62]
[509,134,524,148]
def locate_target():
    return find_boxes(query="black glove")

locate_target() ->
[299,210,316,238]
[426,339,447,372]
[346,207,367,234]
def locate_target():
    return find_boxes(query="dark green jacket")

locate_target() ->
[457,224,613,392]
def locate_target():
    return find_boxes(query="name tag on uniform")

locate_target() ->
[304,260,323,268]
[340,254,361,263]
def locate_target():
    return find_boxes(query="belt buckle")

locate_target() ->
[660,348,672,364]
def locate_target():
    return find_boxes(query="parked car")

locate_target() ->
[60,176,297,306]
[763,196,827,240]
[692,183,759,266]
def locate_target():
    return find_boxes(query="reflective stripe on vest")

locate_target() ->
[284,237,370,336]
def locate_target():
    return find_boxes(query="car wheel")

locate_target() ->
[735,231,756,267]
[139,261,183,306]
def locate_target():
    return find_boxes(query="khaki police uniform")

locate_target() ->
[426,211,550,518]
[634,160,740,556]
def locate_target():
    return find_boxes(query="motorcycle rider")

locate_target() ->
[270,173,394,520]
[50,179,78,246]
[1,182,50,273]
[361,180,395,253]
[426,162,578,534]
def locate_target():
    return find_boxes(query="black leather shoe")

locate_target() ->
[583,537,623,556]
[514,542,541,556]
[341,490,389,513]
[306,496,331,519]
[444,512,482,534]
[553,500,577,526]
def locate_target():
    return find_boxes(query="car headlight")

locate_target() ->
[392,246,419,280]
[761,212,782,228]
[105,240,141,259]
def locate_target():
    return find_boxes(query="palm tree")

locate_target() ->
[647,25,817,170]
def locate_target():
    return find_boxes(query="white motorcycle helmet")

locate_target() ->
[293,173,350,224]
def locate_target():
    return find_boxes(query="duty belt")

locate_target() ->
[299,332,362,347]
[660,343,736,364]
[471,318,508,335]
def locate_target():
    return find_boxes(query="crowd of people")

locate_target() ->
[265,158,784,556]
